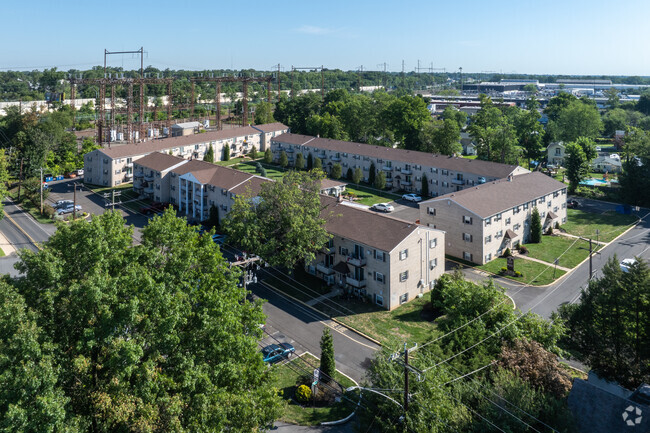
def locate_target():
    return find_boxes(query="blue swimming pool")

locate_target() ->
[580,178,608,186]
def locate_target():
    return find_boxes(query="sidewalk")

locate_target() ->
[556,232,606,246]
[305,289,340,307]
[0,231,16,256]
[514,253,571,272]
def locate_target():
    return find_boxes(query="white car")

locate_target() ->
[76,169,84,176]
[372,203,395,213]
[55,200,74,209]
[620,258,637,273]
[402,194,422,203]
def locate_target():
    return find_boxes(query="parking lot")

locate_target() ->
[367,198,420,222]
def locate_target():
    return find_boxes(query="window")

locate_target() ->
[463,215,473,224]
[374,250,386,262]
[399,271,409,282]
[514,223,521,231]
[485,235,492,243]
[495,213,502,222]
[562,202,567,209]
[538,197,545,204]
[399,293,409,305]
[375,294,384,306]
[485,253,492,262]
[554,206,559,212]
[115,169,121,174]
[375,272,385,283]
[427,207,436,216]
[429,258,437,270]
[442,169,449,175]
[496,230,503,237]
[562,217,567,223]
[523,203,529,210]
[513,206,521,214]
[547,201,552,208]
[429,238,437,248]
[485,217,491,226]
[505,217,511,225]
[463,252,473,261]
[442,181,449,187]
[555,148,562,155]
[431,167,438,173]
[115,180,121,185]
[463,233,473,242]
[339,247,349,256]
[399,249,408,260]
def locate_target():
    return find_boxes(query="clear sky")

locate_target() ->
[2,0,649,76]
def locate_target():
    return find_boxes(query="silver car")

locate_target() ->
[371,202,395,212]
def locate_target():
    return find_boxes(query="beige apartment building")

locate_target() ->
[270,133,529,197]
[311,196,446,310]
[84,123,288,187]
[419,172,567,265]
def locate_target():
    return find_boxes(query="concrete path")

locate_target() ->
[306,289,340,307]
[556,231,606,245]
[514,253,571,272]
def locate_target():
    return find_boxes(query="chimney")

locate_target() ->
[508,175,513,182]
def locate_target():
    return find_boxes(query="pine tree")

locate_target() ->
[421,174,429,197]
[264,148,273,164]
[313,157,322,170]
[530,207,542,243]
[204,143,215,163]
[368,162,376,186]
[319,328,335,383]
[331,163,342,179]
[279,151,288,168]
[374,170,386,190]
[353,167,363,185]
[346,167,353,181]
[307,153,313,170]
[295,153,304,170]
[250,145,258,159]
[223,144,231,161]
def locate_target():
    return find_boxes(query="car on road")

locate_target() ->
[57,205,82,215]
[76,169,84,176]
[261,343,295,363]
[212,234,228,245]
[567,199,580,209]
[55,200,74,209]
[401,193,422,203]
[371,202,395,213]
[620,258,637,273]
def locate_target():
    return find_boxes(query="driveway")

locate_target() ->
[381,199,420,222]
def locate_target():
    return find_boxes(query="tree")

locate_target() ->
[382,95,431,149]
[353,167,363,185]
[11,210,282,431]
[331,163,342,179]
[516,99,545,168]
[222,170,331,271]
[468,95,519,164]
[346,167,353,181]
[619,129,650,206]
[560,256,650,388]
[604,87,620,110]
[374,170,386,190]
[421,174,429,197]
[530,207,542,244]
[294,152,304,170]
[204,143,215,163]
[420,119,462,156]
[368,162,376,186]
[319,328,336,382]
[0,150,9,217]
[250,145,258,159]
[441,105,468,129]
[603,108,628,137]
[313,157,322,171]
[564,141,588,193]
[307,153,313,170]
[555,100,603,142]
[223,143,231,161]
[264,147,272,164]
[253,101,275,125]
[279,151,288,168]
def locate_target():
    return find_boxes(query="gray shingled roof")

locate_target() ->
[134,152,186,172]
[252,122,290,133]
[99,123,287,159]
[273,133,522,178]
[421,172,566,219]
[320,195,423,252]
[170,159,269,196]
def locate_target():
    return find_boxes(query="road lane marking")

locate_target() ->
[2,211,42,250]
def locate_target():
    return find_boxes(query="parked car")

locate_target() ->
[261,343,295,363]
[55,200,74,209]
[57,205,82,215]
[371,202,395,213]
[212,234,228,245]
[76,169,84,176]
[567,199,580,209]
[401,193,422,203]
[620,258,637,273]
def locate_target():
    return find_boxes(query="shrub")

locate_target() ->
[546,226,554,235]
[518,245,529,254]
[515,271,522,277]
[295,384,312,404]
[259,167,267,177]
[500,267,508,274]
[554,222,560,229]
[255,162,262,173]
[503,248,512,258]
[43,204,55,219]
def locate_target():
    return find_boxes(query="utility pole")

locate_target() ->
[103,190,122,210]
[589,237,593,280]
[39,167,44,214]
[73,182,77,220]
[404,343,409,412]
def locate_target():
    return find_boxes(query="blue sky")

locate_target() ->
[2,0,649,75]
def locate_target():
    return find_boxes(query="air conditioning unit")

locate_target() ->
[419,279,425,287]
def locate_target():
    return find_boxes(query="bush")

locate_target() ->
[255,162,262,173]
[554,222,560,229]
[514,271,523,277]
[518,245,529,254]
[503,248,512,258]
[500,267,508,274]
[259,167,267,177]
[546,226,554,235]
[43,204,55,219]
[295,384,312,404]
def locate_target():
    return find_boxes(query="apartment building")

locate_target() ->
[133,154,267,222]
[419,172,567,265]
[270,133,528,197]
[311,196,446,310]
[84,123,288,187]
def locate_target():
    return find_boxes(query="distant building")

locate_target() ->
[547,142,566,166]
[171,121,202,137]
[591,155,622,173]
[319,179,347,197]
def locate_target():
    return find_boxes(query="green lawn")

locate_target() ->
[0,248,5,257]
[344,184,401,206]
[271,353,358,425]
[233,161,287,181]
[523,235,600,269]
[463,155,478,160]
[562,209,638,243]
[215,156,259,166]
[478,257,566,286]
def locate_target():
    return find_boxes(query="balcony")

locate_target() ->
[400,168,412,175]
[285,147,294,153]
[330,155,341,162]
[124,172,133,180]
[401,181,412,187]
[346,276,366,288]
[346,255,366,267]
[316,264,335,275]
[144,185,154,193]
[126,162,133,168]
[134,171,144,178]
[382,165,393,171]
[144,174,154,182]
[317,153,327,159]
[322,245,335,254]
[452,179,464,185]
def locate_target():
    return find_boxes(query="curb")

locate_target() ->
[260,280,383,347]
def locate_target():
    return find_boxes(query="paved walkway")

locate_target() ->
[556,232,606,245]
[513,253,571,272]
[305,289,340,306]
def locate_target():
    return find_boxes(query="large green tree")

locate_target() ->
[560,256,650,388]
[468,95,519,164]
[294,152,304,170]
[253,101,275,125]
[10,210,282,431]
[222,170,331,270]
[564,141,588,193]
[555,100,603,142]
[319,329,336,382]
[530,207,542,244]
[204,143,215,163]
[516,98,545,168]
